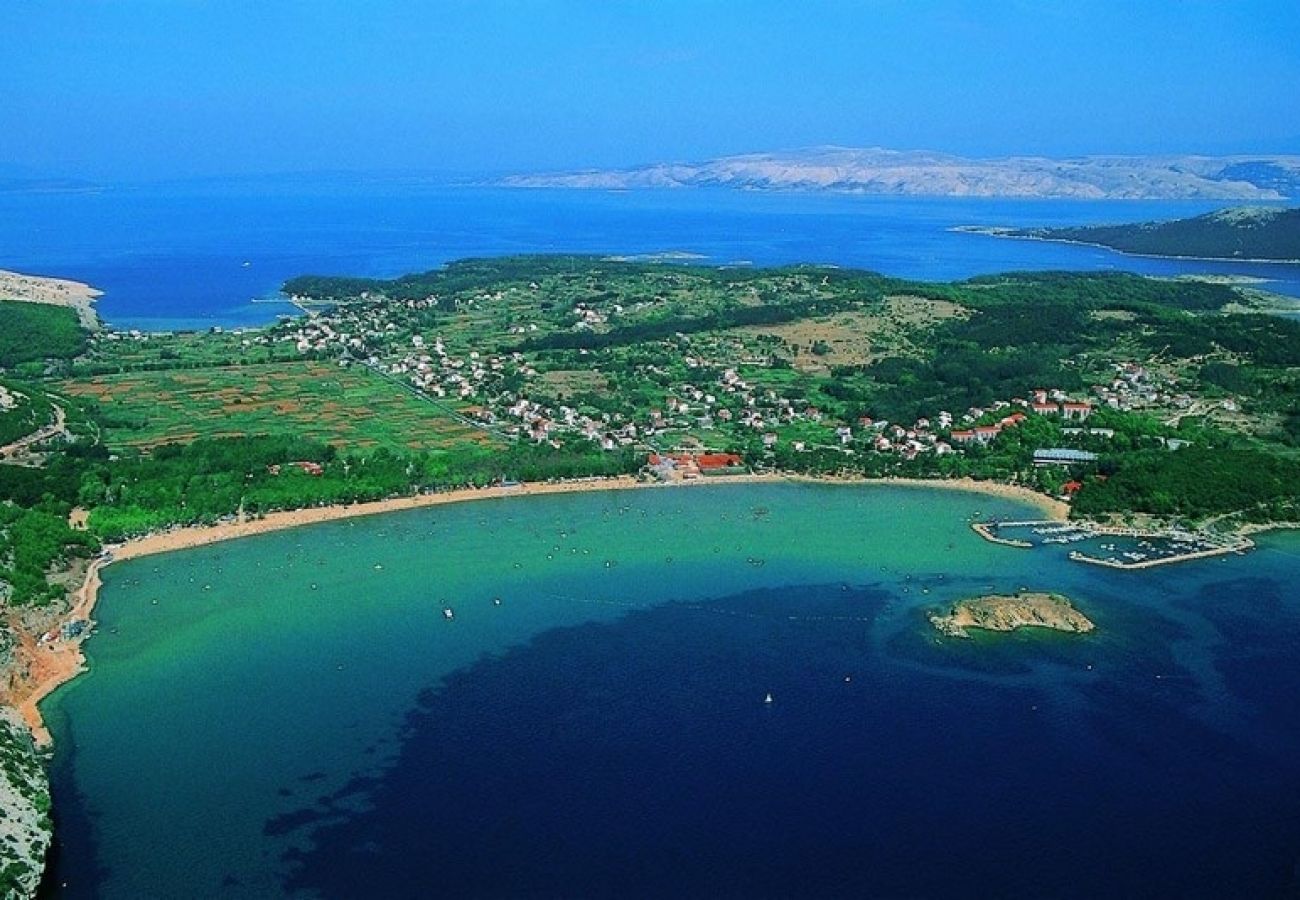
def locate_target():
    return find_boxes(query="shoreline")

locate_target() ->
[951,226,1300,266]
[0,269,103,330]
[12,472,1066,743]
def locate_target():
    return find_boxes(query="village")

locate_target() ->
[253,289,1166,489]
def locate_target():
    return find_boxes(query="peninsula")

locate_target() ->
[0,269,102,330]
[962,206,1300,262]
[929,592,1095,638]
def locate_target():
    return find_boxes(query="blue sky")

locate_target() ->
[3,0,1298,180]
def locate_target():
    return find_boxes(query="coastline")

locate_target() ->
[13,472,1064,744]
[951,226,1300,266]
[0,268,103,330]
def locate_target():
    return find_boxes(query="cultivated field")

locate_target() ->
[60,362,491,452]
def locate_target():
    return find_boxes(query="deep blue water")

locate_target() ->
[2,182,1298,330]
[40,485,1300,898]
[275,575,1300,899]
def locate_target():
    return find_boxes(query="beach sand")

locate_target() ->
[12,473,1066,744]
[0,269,103,330]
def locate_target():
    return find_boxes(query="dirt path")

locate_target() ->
[0,402,67,460]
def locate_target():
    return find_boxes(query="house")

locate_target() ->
[1061,402,1093,421]
[695,453,746,475]
[1031,402,1058,416]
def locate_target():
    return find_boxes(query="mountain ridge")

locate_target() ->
[499,146,1300,200]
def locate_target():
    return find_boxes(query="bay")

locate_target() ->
[41,483,1300,897]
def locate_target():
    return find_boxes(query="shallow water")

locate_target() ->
[40,483,1300,897]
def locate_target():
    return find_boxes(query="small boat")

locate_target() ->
[492,597,502,607]
[764,693,773,705]
[442,607,455,620]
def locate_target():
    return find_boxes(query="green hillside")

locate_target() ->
[1019,207,1300,261]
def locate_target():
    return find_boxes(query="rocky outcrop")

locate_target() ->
[929,592,1095,639]
[0,707,50,899]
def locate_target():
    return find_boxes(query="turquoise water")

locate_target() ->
[42,483,1300,897]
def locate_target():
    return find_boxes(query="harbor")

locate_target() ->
[973,519,1254,569]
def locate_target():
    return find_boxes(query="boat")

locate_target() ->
[492,597,502,606]
[442,607,455,620]
[764,693,773,705]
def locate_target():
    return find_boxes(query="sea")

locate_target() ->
[38,484,1300,898]
[10,183,1300,897]
[0,181,1298,331]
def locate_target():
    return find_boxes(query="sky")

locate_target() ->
[3,0,1299,181]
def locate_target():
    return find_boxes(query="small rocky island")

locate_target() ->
[929,592,1095,639]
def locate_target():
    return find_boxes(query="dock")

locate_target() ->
[972,518,1255,569]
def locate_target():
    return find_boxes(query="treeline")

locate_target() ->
[958,271,1236,311]
[1072,445,1300,520]
[79,435,643,542]
[0,301,86,368]
[286,256,890,300]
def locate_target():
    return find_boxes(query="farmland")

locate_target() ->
[59,361,491,452]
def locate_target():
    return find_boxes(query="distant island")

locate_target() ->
[499,147,1300,200]
[963,207,1300,262]
[929,592,1095,638]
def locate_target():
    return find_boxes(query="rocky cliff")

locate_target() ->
[0,707,50,899]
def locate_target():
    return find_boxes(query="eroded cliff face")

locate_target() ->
[0,707,50,899]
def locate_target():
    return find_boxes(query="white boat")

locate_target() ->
[442,607,455,620]
[764,693,773,705]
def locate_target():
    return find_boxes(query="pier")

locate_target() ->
[972,519,1254,569]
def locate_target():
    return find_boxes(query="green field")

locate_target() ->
[60,361,491,452]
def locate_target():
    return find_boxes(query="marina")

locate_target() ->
[973,519,1254,569]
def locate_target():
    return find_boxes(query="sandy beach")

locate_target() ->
[0,268,103,330]
[12,472,1066,743]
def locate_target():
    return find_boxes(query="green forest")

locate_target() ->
[0,301,86,368]
[1021,206,1300,261]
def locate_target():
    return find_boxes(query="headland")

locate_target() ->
[0,269,102,330]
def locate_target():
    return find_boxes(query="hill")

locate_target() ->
[996,206,1300,261]
[498,147,1300,200]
